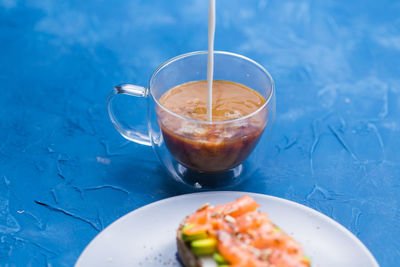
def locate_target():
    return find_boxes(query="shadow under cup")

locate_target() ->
[149,51,275,188]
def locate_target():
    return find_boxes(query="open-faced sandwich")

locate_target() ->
[177,195,310,267]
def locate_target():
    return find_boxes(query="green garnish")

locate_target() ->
[191,238,217,255]
[182,224,208,242]
[213,252,229,264]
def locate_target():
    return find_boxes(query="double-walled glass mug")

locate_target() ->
[107,51,275,189]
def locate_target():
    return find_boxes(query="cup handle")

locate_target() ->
[107,84,152,146]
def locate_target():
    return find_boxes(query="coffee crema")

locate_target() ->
[159,80,265,121]
[158,80,267,173]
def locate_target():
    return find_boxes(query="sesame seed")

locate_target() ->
[224,215,236,224]
[197,202,210,212]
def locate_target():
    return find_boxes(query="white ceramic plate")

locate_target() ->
[75,191,379,267]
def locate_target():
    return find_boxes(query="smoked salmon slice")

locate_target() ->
[177,195,311,267]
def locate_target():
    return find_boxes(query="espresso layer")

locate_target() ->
[157,80,267,173]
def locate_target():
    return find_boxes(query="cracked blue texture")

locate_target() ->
[0,0,399,266]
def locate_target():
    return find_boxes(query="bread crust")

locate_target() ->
[176,222,203,267]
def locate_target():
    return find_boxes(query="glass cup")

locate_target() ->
[107,51,275,189]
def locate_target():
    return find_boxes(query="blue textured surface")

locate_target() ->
[0,0,399,266]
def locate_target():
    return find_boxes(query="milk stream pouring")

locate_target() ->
[207,0,216,121]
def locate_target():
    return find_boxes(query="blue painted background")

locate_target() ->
[1,0,399,266]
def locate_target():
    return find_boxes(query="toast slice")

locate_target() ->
[177,222,203,267]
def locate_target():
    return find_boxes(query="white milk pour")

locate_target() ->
[207,0,216,121]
